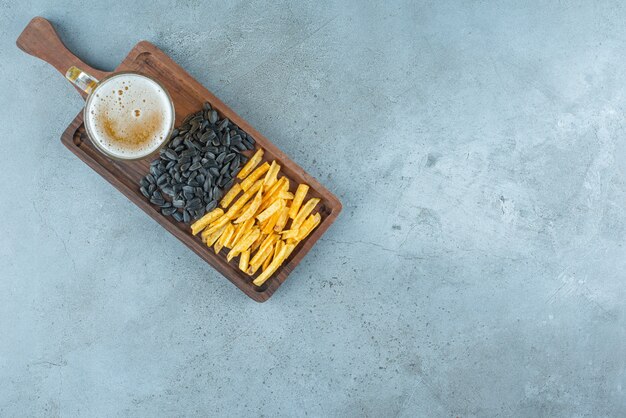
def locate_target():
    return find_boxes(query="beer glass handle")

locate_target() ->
[65,66,99,95]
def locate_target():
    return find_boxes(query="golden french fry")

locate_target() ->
[215,223,235,253]
[249,232,265,253]
[278,191,294,200]
[226,223,242,248]
[220,183,242,208]
[225,180,262,217]
[234,187,263,223]
[240,162,270,191]
[237,149,263,179]
[256,199,283,223]
[214,239,224,254]
[262,208,282,234]
[283,242,296,259]
[236,200,253,219]
[262,247,273,270]
[263,160,281,187]
[205,225,226,247]
[253,244,294,286]
[281,229,299,240]
[203,215,231,236]
[292,198,320,230]
[259,177,286,208]
[239,250,250,272]
[258,233,279,255]
[274,206,290,232]
[230,218,254,249]
[228,227,261,260]
[250,242,274,268]
[191,208,224,235]
[259,179,290,212]
[295,213,321,241]
[270,239,285,271]
[258,216,271,230]
[289,184,309,219]
[273,240,284,263]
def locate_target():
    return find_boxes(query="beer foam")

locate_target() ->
[85,73,173,159]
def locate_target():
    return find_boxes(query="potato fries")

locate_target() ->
[234,187,263,223]
[239,250,250,272]
[256,199,283,223]
[191,208,224,235]
[191,157,322,286]
[289,184,309,219]
[220,184,242,208]
[253,244,295,287]
[291,198,320,230]
[240,162,270,191]
[237,149,263,179]
[263,160,281,187]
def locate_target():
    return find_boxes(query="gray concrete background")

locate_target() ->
[1,0,625,416]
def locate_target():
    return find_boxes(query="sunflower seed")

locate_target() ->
[203,102,211,111]
[164,149,178,160]
[218,118,229,131]
[208,110,218,124]
[205,200,218,212]
[148,184,156,194]
[140,186,150,198]
[224,178,235,190]
[223,153,236,163]
[209,167,220,177]
[172,211,184,222]
[212,186,223,201]
[244,140,254,150]
[156,174,169,186]
[216,152,226,164]
[183,210,191,224]
[161,207,177,216]
[221,132,231,146]
[186,198,202,210]
[199,132,211,143]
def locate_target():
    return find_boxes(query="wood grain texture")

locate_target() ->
[16,17,110,98]
[19,18,342,302]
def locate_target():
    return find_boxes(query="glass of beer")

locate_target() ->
[66,66,175,160]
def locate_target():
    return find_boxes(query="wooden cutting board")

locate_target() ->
[17,17,342,302]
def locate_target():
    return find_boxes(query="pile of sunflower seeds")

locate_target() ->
[139,102,256,224]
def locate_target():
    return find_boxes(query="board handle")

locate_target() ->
[16,17,110,99]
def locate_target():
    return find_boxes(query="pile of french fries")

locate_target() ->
[190,149,322,286]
